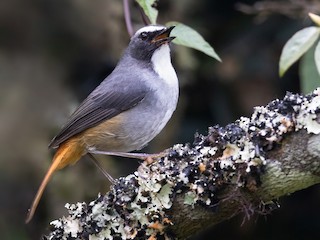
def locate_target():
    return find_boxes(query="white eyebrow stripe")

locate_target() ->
[134,25,165,36]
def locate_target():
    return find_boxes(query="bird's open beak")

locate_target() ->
[152,26,175,45]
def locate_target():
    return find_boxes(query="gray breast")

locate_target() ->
[119,67,179,151]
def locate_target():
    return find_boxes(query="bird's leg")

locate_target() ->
[88,150,168,162]
[87,153,115,184]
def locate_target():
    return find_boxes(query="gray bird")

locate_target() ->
[26,25,179,223]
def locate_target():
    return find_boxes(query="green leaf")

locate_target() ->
[279,26,320,77]
[166,21,221,62]
[314,40,320,75]
[136,0,158,25]
[299,45,320,94]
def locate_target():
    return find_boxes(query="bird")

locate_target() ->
[25,25,179,223]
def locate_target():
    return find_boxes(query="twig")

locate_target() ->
[123,0,133,36]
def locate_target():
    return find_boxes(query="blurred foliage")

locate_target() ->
[300,45,320,93]
[0,0,319,239]
[279,26,320,77]
[279,13,320,93]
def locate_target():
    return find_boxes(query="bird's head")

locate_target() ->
[128,25,175,61]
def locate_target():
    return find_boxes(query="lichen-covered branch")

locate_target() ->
[45,89,320,240]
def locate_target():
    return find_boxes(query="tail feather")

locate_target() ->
[25,139,84,223]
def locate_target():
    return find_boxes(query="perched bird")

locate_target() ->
[26,25,179,223]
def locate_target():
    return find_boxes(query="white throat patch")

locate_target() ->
[151,44,178,87]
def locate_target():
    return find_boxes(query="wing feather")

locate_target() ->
[49,77,147,148]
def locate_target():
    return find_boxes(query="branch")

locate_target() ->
[45,89,320,240]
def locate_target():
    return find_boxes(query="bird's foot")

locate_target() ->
[87,153,115,184]
[88,150,168,163]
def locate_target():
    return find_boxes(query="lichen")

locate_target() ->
[45,89,320,240]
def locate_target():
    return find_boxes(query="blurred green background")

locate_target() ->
[1,0,319,239]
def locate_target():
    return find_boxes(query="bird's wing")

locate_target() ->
[48,78,147,148]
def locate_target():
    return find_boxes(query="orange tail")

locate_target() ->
[25,138,85,223]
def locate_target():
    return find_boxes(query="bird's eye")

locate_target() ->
[139,32,148,40]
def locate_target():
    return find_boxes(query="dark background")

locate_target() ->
[0,0,319,239]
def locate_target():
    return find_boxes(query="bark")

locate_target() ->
[44,89,320,240]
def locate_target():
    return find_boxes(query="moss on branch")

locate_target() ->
[45,89,320,240]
